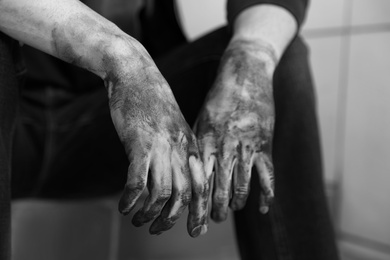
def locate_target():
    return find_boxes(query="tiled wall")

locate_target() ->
[11,1,390,260]
[303,1,390,260]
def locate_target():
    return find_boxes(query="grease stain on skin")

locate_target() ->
[51,14,207,234]
[196,39,278,215]
[51,14,103,68]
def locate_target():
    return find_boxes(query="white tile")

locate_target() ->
[303,0,347,31]
[351,0,390,26]
[340,32,390,245]
[175,0,227,40]
[306,37,343,183]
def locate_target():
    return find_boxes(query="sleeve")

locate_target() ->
[227,0,309,29]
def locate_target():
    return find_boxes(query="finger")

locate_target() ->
[187,153,209,237]
[197,133,216,229]
[132,144,172,227]
[230,141,255,210]
[192,118,199,133]
[118,152,150,215]
[198,134,217,180]
[149,148,191,235]
[259,192,269,214]
[211,138,237,222]
[204,171,215,228]
[186,134,209,237]
[254,153,275,214]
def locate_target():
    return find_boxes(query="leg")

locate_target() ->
[0,32,20,260]
[12,86,129,199]
[234,37,340,260]
[155,27,230,126]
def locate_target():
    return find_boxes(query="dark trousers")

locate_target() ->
[0,32,19,260]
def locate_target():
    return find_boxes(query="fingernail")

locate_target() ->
[132,212,144,227]
[132,219,143,227]
[267,197,274,205]
[191,226,202,237]
[211,211,227,222]
[230,200,244,211]
[119,210,130,216]
[260,206,269,214]
[200,224,208,236]
[150,219,175,235]
[150,230,163,236]
[118,189,136,214]
[149,223,164,235]
[118,201,132,216]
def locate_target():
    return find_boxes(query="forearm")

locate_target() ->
[231,4,298,62]
[0,0,148,80]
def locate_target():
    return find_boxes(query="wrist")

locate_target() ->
[99,34,154,80]
[227,38,277,78]
[88,29,153,81]
[52,19,153,82]
[232,4,297,62]
[99,34,166,101]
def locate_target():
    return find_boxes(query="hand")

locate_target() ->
[0,0,209,237]
[106,42,209,237]
[195,39,276,222]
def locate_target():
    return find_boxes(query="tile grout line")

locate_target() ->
[303,23,390,39]
[339,231,390,255]
[332,0,354,235]
[106,198,121,260]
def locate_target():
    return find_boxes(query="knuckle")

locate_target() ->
[179,191,192,205]
[203,181,210,194]
[156,190,172,203]
[176,184,192,203]
[125,180,146,194]
[238,163,251,174]
[193,181,209,198]
[213,191,229,205]
[234,186,249,197]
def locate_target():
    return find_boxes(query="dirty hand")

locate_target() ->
[106,42,208,237]
[0,0,210,237]
[195,39,277,222]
